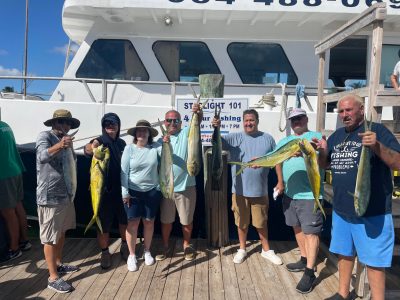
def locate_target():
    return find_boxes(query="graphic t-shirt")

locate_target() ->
[327,122,400,218]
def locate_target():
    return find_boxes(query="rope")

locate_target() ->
[278,83,288,132]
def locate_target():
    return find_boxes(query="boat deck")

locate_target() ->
[0,238,399,299]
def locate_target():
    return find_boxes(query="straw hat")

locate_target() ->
[44,109,80,129]
[127,120,158,137]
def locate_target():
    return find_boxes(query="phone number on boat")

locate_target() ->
[167,0,400,9]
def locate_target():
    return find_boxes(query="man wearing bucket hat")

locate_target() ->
[275,107,324,294]
[121,120,162,272]
[36,109,80,293]
[84,112,128,269]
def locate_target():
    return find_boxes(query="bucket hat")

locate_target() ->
[127,120,158,137]
[44,109,80,129]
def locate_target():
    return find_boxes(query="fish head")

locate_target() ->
[93,145,110,160]
[298,139,314,156]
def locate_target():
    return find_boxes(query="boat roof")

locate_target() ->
[63,1,400,43]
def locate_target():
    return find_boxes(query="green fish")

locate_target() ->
[298,139,326,218]
[211,106,223,190]
[229,138,301,176]
[351,119,372,217]
[159,120,174,199]
[85,145,110,234]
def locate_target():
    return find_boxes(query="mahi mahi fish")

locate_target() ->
[229,138,301,176]
[352,119,372,217]
[85,145,110,234]
[211,106,223,190]
[187,97,210,177]
[159,120,174,199]
[298,139,326,218]
[61,129,79,202]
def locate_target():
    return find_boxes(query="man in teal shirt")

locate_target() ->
[0,120,30,261]
[156,103,201,262]
[275,108,324,294]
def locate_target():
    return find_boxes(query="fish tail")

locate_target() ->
[84,216,96,235]
[96,217,103,234]
[314,198,326,219]
[228,161,247,176]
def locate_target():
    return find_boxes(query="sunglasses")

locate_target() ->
[290,115,305,122]
[57,119,72,126]
[104,120,117,127]
[165,118,181,124]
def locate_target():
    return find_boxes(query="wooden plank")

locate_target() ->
[314,3,386,55]
[161,239,184,300]
[220,242,241,300]
[316,53,325,132]
[193,239,210,300]
[375,94,400,107]
[37,239,98,299]
[1,238,76,299]
[177,240,197,300]
[80,239,124,299]
[146,239,175,300]
[207,245,224,300]
[322,87,371,104]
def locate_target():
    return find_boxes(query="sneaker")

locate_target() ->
[47,277,73,293]
[144,250,155,266]
[233,249,247,264]
[4,249,22,262]
[184,245,196,261]
[155,246,171,261]
[296,272,316,294]
[286,259,306,272]
[261,249,283,265]
[324,293,350,300]
[19,240,32,251]
[120,241,129,261]
[57,264,79,274]
[127,255,138,272]
[100,249,111,269]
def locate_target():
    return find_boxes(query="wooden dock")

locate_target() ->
[0,238,399,299]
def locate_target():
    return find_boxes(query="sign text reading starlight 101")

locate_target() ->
[168,0,400,9]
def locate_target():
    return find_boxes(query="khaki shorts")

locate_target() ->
[160,186,196,226]
[38,202,76,244]
[0,175,23,209]
[232,194,269,229]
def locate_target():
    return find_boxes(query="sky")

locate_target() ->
[0,0,77,98]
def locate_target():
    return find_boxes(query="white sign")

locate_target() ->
[176,97,248,145]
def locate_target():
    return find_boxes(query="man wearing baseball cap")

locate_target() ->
[275,108,324,294]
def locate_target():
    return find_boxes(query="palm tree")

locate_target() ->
[2,86,15,93]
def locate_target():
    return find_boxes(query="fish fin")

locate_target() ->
[96,217,103,234]
[314,199,326,219]
[227,161,247,175]
[84,216,96,235]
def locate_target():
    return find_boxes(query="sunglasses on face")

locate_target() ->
[165,118,181,124]
[57,119,72,126]
[104,120,117,127]
[290,116,304,122]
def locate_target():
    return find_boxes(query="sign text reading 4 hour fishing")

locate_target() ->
[176,98,248,145]
[167,0,400,9]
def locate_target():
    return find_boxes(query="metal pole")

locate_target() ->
[23,0,29,98]
[64,39,71,74]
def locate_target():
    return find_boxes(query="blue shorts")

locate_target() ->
[330,211,394,268]
[124,188,162,221]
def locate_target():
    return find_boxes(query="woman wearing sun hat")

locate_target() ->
[121,119,162,272]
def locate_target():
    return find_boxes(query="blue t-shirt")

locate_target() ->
[327,122,400,217]
[222,131,276,197]
[121,143,161,196]
[157,126,196,192]
[277,131,324,200]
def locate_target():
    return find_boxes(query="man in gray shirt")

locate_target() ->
[36,109,80,293]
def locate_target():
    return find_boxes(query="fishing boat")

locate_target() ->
[1,1,400,235]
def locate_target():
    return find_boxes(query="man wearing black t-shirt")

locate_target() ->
[314,95,400,300]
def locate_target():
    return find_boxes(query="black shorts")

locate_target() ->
[124,188,162,221]
[98,190,127,233]
[282,194,323,235]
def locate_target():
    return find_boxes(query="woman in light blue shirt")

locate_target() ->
[121,120,161,272]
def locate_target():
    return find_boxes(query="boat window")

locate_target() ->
[227,43,297,85]
[381,44,400,88]
[152,41,220,82]
[76,39,149,81]
[328,39,367,88]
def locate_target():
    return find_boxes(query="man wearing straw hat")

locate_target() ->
[84,112,128,269]
[36,109,80,293]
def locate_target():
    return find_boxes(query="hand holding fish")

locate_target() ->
[312,136,327,151]
[359,130,376,148]
[163,135,171,143]
[92,139,100,149]
[212,117,221,128]
[192,102,201,113]
[60,135,73,149]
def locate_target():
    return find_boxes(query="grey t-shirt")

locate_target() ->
[222,131,276,197]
